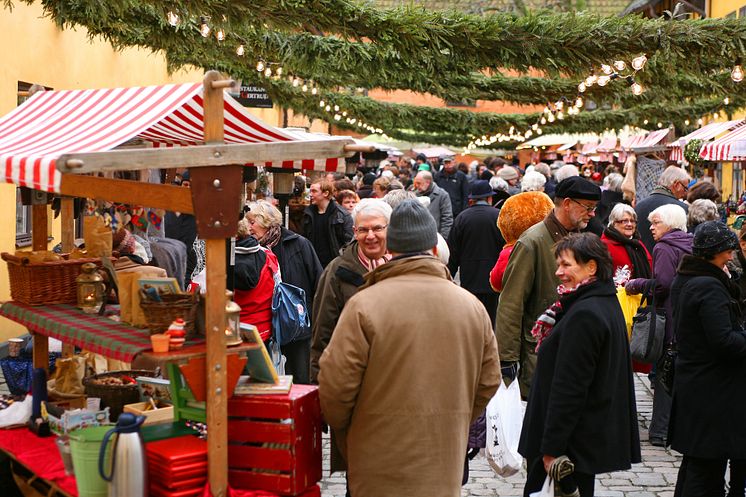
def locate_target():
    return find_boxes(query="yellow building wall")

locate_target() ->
[0,2,285,340]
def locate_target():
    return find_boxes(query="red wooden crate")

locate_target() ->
[227,384,322,496]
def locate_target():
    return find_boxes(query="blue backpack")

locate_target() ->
[269,257,311,346]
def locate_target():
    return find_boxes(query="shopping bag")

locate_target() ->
[485,379,524,477]
[630,280,666,363]
[529,476,555,497]
[616,286,642,339]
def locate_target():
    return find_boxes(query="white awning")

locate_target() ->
[700,123,746,161]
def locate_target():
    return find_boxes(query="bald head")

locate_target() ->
[413,171,433,193]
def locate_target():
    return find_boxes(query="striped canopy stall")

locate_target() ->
[0,83,345,193]
[620,129,669,152]
[668,120,744,161]
[699,121,746,161]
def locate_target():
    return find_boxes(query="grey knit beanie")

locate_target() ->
[386,199,438,254]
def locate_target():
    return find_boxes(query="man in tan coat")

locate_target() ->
[319,199,501,497]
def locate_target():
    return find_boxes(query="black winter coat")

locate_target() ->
[271,228,323,314]
[435,169,470,218]
[302,200,354,268]
[447,203,504,294]
[668,255,746,459]
[518,280,641,475]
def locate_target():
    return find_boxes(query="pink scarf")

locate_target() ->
[357,247,391,272]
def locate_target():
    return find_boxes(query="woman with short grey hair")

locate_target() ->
[521,171,547,192]
[687,198,719,232]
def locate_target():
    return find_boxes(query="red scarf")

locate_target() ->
[357,247,391,272]
[531,277,596,351]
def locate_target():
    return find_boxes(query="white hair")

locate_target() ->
[435,233,450,264]
[351,198,393,226]
[521,171,547,192]
[554,164,580,182]
[489,176,509,192]
[687,199,719,227]
[649,204,687,232]
[604,172,624,192]
[607,203,637,227]
[245,200,283,228]
[658,165,691,188]
[381,170,394,179]
[382,189,416,209]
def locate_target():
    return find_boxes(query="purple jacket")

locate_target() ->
[627,229,693,342]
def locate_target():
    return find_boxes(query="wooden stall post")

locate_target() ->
[31,190,49,370]
[201,70,231,497]
[60,197,76,357]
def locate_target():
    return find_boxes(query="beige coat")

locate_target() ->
[319,256,501,497]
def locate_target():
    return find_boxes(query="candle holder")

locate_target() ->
[225,291,243,346]
[76,263,105,314]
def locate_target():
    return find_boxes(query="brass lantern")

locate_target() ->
[76,263,105,314]
[225,291,243,346]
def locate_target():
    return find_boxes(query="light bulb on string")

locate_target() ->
[311,87,318,95]
[167,11,180,26]
[684,119,690,126]
[713,112,720,119]
[342,111,348,117]
[292,78,300,87]
[276,67,283,77]
[601,64,613,75]
[732,64,744,83]
[319,100,325,108]
[724,97,730,105]
[643,119,649,125]
[544,106,551,115]
[301,83,308,92]
[537,128,543,135]
[555,101,564,110]
[540,116,547,125]
[324,105,331,111]
[557,111,565,120]
[597,75,610,87]
[334,114,341,121]
[200,22,211,37]
[531,123,538,130]
[631,82,644,96]
[613,60,626,71]
[256,61,265,72]
[575,96,584,108]
[631,54,647,71]
[236,45,244,56]
[216,29,225,42]
[697,118,703,125]
[578,82,587,93]
[334,105,340,112]
[264,67,272,77]
[547,113,556,123]
[657,122,663,128]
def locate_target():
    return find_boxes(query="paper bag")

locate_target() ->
[52,356,88,395]
[83,215,112,257]
[118,272,148,327]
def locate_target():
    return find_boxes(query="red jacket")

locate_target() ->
[600,233,652,281]
[234,244,278,342]
[489,245,514,292]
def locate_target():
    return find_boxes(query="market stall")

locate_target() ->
[0,72,367,497]
[699,124,746,201]
[667,119,744,162]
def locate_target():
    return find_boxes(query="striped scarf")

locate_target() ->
[531,277,596,351]
[357,247,391,272]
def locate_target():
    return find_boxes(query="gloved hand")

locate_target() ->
[500,361,518,381]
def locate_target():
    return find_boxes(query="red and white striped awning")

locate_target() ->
[0,83,345,193]
[699,122,746,161]
[596,136,618,152]
[620,129,669,151]
[667,120,745,161]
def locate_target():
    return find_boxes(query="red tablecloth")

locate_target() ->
[0,427,77,496]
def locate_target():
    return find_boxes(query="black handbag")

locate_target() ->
[659,344,677,395]
[630,280,666,363]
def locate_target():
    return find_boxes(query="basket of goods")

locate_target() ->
[83,370,158,420]
[140,291,199,336]
[1,249,107,306]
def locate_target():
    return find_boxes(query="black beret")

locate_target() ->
[555,176,601,201]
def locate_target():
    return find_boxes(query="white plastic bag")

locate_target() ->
[0,395,32,428]
[485,379,524,477]
[529,476,554,497]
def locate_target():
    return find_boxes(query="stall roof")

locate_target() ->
[699,122,746,161]
[411,146,455,158]
[596,136,618,153]
[668,120,744,161]
[0,83,345,193]
[620,128,669,151]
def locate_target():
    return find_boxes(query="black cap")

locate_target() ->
[468,180,493,199]
[362,173,376,186]
[692,221,739,257]
[555,176,601,201]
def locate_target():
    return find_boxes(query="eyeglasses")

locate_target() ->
[615,218,637,225]
[678,181,690,192]
[569,198,597,213]
[355,225,387,235]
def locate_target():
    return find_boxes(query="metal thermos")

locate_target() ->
[98,413,147,497]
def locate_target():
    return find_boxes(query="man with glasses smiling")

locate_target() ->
[634,165,692,253]
[496,176,601,397]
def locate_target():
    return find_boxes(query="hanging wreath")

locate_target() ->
[684,139,705,166]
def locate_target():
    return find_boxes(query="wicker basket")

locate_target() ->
[1,253,107,306]
[83,369,158,421]
[139,292,199,335]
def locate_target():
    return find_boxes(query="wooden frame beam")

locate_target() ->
[56,138,368,175]
[60,175,194,213]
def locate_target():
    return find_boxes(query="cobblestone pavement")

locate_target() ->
[320,373,682,497]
